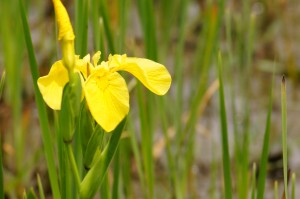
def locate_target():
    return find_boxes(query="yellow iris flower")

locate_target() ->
[38,52,171,132]
[38,0,171,132]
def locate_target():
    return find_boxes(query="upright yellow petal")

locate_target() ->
[84,69,129,132]
[92,51,101,67]
[37,61,69,110]
[110,55,171,95]
[52,0,75,41]
[75,54,93,79]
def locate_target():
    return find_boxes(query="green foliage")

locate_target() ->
[1,0,296,198]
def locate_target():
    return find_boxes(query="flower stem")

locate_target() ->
[66,143,81,191]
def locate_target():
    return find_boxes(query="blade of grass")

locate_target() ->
[136,85,154,199]
[291,173,296,199]
[136,1,160,198]
[75,0,83,54]
[281,76,288,199]
[159,98,182,199]
[0,134,3,198]
[1,0,24,179]
[37,174,46,199]
[174,0,190,144]
[18,0,60,198]
[120,138,133,198]
[175,2,225,195]
[256,74,274,199]
[112,148,120,199]
[75,0,89,56]
[136,0,158,60]
[118,0,128,53]
[0,71,5,98]
[251,163,257,199]
[274,181,279,199]
[99,0,115,54]
[176,0,223,156]
[240,12,256,199]
[91,0,106,59]
[80,0,89,56]
[217,52,232,199]
[209,144,217,199]
[25,188,38,199]
[100,173,111,199]
[127,114,147,197]
[91,0,100,50]
[158,0,177,59]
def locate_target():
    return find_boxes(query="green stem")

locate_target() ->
[66,143,81,191]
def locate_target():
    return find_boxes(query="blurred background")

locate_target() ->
[1,0,300,198]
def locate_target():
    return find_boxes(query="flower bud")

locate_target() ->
[52,0,75,71]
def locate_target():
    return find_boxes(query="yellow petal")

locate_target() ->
[75,54,92,79]
[92,51,101,67]
[110,55,171,95]
[84,70,129,132]
[37,61,69,110]
[52,0,75,41]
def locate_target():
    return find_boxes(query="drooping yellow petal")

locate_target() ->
[109,55,171,95]
[37,61,69,110]
[83,69,129,132]
[52,0,75,41]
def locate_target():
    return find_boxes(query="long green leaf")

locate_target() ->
[274,181,278,199]
[0,71,5,99]
[0,134,3,198]
[18,0,60,198]
[99,0,115,54]
[281,76,288,199]
[251,163,257,199]
[118,0,128,53]
[37,174,46,199]
[0,57,5,199]
[112,148,120,199]
[256,75,274,199]
[217,52,232,199]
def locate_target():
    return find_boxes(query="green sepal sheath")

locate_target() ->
[80,118,126,199]
[79,102,94,153]
[83,125,104,170]
[60,73,82,142]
